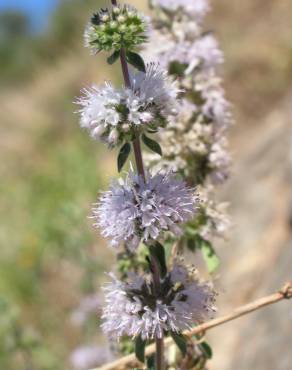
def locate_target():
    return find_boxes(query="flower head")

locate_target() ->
[84,5,149,54]
[102,264,216,340]
[76,63,179,147]
[93,171,197,250]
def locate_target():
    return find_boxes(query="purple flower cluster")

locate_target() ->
[102,264,216,340]
[144,0,233,185]
[93,171,197,250]
[76,63,178,148]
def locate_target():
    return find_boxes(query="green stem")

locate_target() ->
[111,1,145,180]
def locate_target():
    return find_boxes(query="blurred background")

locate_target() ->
[0,0,291,369]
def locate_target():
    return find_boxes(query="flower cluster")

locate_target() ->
[144,0,232,185]
[102,263,216,340]
[84,5,148,54]
[158,34,224,73]
[191,186,230,242]
[93,171,197,250]
[154,0,210,21]
[76,63,179,147]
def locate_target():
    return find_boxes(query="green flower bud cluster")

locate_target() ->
[84,5,148,54]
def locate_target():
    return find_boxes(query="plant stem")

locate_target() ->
[149,253,164,370]
[111,0,145,179]
[111,3,163,369]
[119,48,132,88]
[155,336,165,370]
[119,47,145,179]
[150,255,161,295]
[132,135,146,180]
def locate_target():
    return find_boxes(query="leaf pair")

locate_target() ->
[107,50,146,73]
[117,135,162,172]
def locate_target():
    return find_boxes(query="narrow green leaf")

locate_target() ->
[146,354,155,369]
[142,134,162,156]
[126,51,146,72]
[149,242,167,278]
[187,237,196,252]
[171,332,187,356]
[135,336,146,363]
[198,341,213,359]
[117,142,131,172]
[107,49,120,65]
[200,240,220,274]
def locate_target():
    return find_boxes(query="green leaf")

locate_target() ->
[200,240,220,274]
[142,134,162,156]
[168,61,188,77]
[171,332,187,356]
[149,242,167,278]
[135,336,146,363]
[117,142,131,172]
[107,49,120,65]
[198,341,213,359]
[126,51,146,72]
[146,355,155,369]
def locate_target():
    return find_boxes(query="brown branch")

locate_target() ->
[95,282,292,370]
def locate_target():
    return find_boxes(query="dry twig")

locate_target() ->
[94,282,292,370]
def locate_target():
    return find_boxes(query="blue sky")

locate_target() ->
[0,0,59,31]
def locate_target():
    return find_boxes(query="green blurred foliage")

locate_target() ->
[0,0,106,86]
[0,1,111,369]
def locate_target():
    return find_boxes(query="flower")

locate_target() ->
[195,70,233,130]
[145,96,231,184]
[130,63,179,117]
[84,5,149,54]
[194,185,230,241]
[147,34,223,73]
[156,0,210,21]
[93,171,197,250]
[76,63,179,147]
[208,139,231,184]
[102,264,216,340]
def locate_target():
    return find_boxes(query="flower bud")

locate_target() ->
[122,123,130,132]
[92,125,106,138]
[127,11,134,18]
[101,14,109,22]
[117,15,126,23]
[112,6,120,15]
[108,128,119,145]
[109,21,118,29]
